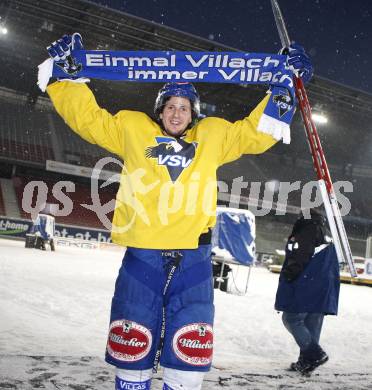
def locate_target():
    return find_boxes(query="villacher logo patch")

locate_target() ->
[145,137,198,181]
[106,319,152,362]
[172,323,213,366]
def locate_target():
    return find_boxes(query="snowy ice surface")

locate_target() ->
[0,238,371,389]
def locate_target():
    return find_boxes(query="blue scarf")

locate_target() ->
[38,51,295,143]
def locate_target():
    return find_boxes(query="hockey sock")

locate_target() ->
[163,368,205,390]
[115,376,151,390]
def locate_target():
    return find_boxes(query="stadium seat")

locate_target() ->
[12,176,116,229]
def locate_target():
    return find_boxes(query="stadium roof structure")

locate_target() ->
[1,0,372,191]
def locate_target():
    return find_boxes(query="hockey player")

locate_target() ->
[41,33,313,389]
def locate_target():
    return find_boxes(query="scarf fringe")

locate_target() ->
[37,58,54,92]
[257,113,291,144]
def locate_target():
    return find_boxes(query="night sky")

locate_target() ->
[94,0,372,94]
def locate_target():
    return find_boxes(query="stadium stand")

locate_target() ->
[0,139,54,164]
[0,92,120,170]
[12,176,116,229]
[0,102,54,163]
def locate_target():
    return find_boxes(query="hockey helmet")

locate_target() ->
[154,82,201,121]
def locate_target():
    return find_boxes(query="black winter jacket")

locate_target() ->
[281,215,327,282]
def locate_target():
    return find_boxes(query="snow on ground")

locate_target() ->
[0,238,371,389]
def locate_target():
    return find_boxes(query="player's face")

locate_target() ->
[160,96,192,137]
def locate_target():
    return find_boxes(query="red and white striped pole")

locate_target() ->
[270,0,357,277]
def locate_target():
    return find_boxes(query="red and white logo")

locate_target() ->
[172,323,213,366]
[106,320,152,362]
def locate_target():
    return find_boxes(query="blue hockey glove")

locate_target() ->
[47,33,83,77]
[281,42,313,85]
[37,32,88,91]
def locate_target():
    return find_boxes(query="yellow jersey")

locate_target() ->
[47,82,276,249]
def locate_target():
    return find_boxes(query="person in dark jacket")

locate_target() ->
[275,208,340,375]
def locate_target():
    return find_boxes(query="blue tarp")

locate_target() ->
[212,208,255,265]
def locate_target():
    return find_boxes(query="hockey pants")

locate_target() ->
[106,245,214,376]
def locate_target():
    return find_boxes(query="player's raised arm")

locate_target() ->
[41,33,126,159]
[218,43,313,165]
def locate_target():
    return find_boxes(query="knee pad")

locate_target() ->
[163,367,204,390]
[115,368,152,389]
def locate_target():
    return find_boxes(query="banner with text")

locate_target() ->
[55,51,294,88]
[0,216,110,242]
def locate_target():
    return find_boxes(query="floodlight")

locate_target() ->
[312,112,328,124]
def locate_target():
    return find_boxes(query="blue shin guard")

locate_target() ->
[115,376,151,390]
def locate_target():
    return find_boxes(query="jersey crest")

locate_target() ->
[145,137,198,181]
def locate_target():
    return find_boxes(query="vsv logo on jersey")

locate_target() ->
[145,137,198,181]
[158,155,192,168]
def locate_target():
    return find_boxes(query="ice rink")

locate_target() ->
[1,238,371,389]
